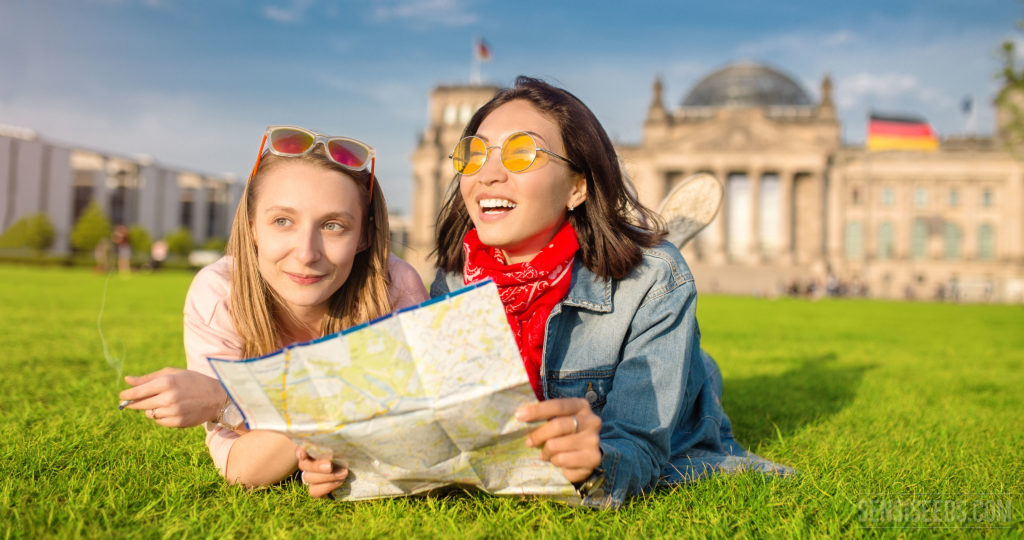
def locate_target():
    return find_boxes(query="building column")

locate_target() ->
[712,167,729,264]
[826,166,844,266]
[93,162,111,218]
[12,139,44,225]
[409,155,442,278]
[748,168,761,263]
[1006,164,1024,262]
[137,164,161,238]
[45,146,73,254]
[161,171,181,236]
[191,178,209,245]
[779,170,794,265]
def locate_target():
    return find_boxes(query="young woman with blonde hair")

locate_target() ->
[120,126,428,488]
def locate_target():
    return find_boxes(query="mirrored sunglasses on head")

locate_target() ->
[248,125,376,201]
[449,131,578,175]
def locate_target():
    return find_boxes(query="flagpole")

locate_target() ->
[470,39,480,85]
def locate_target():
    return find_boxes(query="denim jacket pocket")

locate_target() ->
[545,369,615,414]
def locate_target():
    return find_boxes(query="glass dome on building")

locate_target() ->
[682,62,812,108]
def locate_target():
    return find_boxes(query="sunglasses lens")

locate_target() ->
[327,139,370,169]
[452,137,486,175]
[270,128,315,154]
[500,132,537,172]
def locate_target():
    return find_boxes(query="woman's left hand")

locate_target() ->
[296,447,348,498]
[516,398,602,483]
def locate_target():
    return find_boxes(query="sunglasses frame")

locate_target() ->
[248,125,376,203]
[449,131,579,176]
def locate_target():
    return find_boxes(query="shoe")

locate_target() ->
[657,173,723,250]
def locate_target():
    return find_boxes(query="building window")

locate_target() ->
[877,221,894,259]
[72,185,93,223]
[881,187,894,207]
[442,104,456,125]
[206,199,219,239]
[948,188,959,207]
[851,186,861,206]
[981,188,993,208]
[844,221,864,260]
[978,223,995,260]
[109,185,128,225]
[911,218,928,259]
[179,188,195,229]
[458,104,472,125]
[914,188,928,209]
[943,222,961,260]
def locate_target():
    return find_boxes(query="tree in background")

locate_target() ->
[165,227,194,257]
[128,225,152,257]
[997,20,1024,152]
[201,236,227,253]
[0,214,56,253]
[70,202,112,252]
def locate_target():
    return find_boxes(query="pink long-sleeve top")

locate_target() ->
[183,254,429,476]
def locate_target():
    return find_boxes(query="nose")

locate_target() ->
[294,225,323,265]
[476,145,507,185]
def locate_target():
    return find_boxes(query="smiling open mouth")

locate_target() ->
[480,198,517,213]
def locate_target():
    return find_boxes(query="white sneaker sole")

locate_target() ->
[657,173,724,249]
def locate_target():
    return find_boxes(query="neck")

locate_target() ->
[499,218,568,265]
[278,306,324,344]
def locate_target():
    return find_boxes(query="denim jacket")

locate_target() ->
[431,241,783,509]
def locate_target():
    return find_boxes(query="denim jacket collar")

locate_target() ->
[562,259,613,313]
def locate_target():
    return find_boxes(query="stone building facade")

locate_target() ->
[407,63,1024,302]
[0,125,241,254]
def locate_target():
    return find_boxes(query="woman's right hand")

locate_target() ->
[119,367,227,428]
[296,447,349,498]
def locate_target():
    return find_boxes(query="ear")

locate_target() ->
[568,172,587,209]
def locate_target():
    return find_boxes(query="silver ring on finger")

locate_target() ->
[571,415,579,434]
[301,471,310,485]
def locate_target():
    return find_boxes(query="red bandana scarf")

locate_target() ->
[463,221,579,400]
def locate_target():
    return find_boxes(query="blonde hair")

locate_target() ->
[226,148,392,358]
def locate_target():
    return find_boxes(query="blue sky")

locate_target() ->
[1,0,1019,214]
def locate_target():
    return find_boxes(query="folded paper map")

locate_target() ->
[208,280,576,502]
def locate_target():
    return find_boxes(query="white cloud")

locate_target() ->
[735,29,861,61]
[370,0,477,27]
[822,30,856,47]
[262,0,315,23]
[839,72,920,103]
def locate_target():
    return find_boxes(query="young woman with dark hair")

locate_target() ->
[426,77,790,508]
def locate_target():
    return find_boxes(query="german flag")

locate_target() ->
[867,113,939,152]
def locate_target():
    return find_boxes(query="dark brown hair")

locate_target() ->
[434,76,664,279]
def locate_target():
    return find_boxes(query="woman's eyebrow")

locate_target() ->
[474,131,549,145]
[320,211,356,222]
[261,207,356,221]
[261,205,298,214]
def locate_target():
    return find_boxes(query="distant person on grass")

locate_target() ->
[307,77,791,508]
[118,126,428,487]
[111,224,131,275]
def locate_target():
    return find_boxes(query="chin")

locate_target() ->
[474,230,511,249]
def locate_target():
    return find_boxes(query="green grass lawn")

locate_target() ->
[1,264,1021,538]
